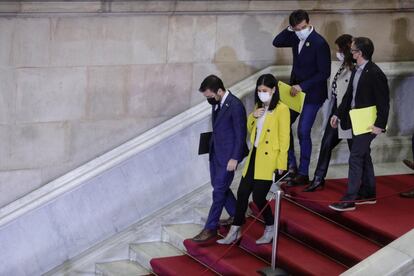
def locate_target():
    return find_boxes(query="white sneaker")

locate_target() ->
[256,225,274,244]
[217,226,241,244]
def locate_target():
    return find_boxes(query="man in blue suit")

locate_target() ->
[192,75,247,242]
[273,9,331,186]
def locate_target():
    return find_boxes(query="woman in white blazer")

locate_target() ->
[304,34,354,192]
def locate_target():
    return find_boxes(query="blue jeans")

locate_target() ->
[288,103,322,176]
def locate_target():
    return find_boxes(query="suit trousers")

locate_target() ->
[342,133,376,201]
[233,148,274,226]
[288,103,322,176]
[411,133,414,159]
[314,121,352,179]
[205,155,237,230]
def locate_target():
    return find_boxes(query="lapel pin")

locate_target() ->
[305,42,310,47]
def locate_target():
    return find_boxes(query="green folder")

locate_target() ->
[349,106,377,135]
[278,81,306,113]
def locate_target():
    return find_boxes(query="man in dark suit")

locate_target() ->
[192,75,247,242]
[330,37,390,211]
[273,9,331,186]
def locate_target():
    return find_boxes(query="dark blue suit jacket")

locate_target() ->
[273,28,331,105]
[210,91,248,167]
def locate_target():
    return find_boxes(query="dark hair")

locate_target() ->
[335,34,354,69]
[255,74,280,111]
[198,75,225,93]
[289,10,309,27]
[353,37,374,60]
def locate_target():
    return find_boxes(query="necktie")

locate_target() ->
[213,104,221,122]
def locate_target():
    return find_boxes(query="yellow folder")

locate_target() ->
[349,106,377,135]
[278,81,306,113]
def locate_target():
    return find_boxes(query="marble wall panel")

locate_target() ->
[69,118,166,165]
[215,14,284,63]
[167,15,217,63]
[0,69,15,124]
[5,123,68,169]
[0,169,43,207]
[15,67,87,123]
[12,18,50,67]
[0,18,14,67]
[49,16,169,66]
[86,66,128,120]
[127,63,193,117]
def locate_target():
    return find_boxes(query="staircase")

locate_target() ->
[2,63,413,276]
[88,170,414,276]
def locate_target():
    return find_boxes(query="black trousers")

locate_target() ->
[411,133,414,159]
[314,121,352,179]
[342,133,376,201]
[233,148,274,226]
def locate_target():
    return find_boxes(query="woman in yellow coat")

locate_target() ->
[217,74,290,244]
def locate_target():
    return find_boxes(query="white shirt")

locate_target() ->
[221,90,229,107]
[216,90,229,111]
[298,26,313,54]
[254,106,268,147]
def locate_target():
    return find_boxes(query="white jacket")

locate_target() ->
[321,61,352,139]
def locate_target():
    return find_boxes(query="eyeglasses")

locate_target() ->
[350,48,360,53]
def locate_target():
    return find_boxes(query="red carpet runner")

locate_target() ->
[284,174,414,244]
[150,174,414,275]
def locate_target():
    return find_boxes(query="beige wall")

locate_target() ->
[0,0,413,207]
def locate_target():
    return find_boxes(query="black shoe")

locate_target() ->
[303,177,325,192]
[284,167,297,182]
[329,201,356,212]
[287,174,309,187]
[403,159,414,170]
[355,196,377,205]
[400,189,414,198]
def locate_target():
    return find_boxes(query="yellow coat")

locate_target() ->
[242,102,290,181]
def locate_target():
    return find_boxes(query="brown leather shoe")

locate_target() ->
[400,189,414,198]
[218,217,234,227]
[403,159,414,170]
[192,229,217,242]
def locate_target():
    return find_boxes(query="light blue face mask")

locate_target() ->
[336,52,345,62]
[295,27,311,40]
[258,92,271,103]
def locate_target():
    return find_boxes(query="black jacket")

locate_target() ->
[335,61,389,130]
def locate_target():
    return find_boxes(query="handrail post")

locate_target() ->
[271,189,283,270]
[257,171,288,276]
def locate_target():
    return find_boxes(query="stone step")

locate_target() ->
[193,207,229,224]
[194,205,252,225]
[129,241,183,270]
[162,223,203,251]
[95,260,150,276]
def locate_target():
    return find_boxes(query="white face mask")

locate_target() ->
[295,27,311,40]
[336,52,345,62]
[258,92,271,103]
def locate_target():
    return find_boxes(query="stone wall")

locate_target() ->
[0,0,413,207]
